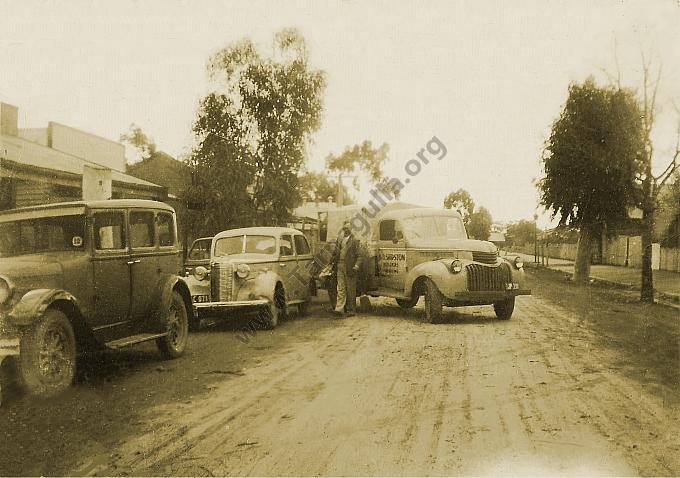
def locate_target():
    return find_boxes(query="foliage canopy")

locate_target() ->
[188,28,326,232]
[538,78,645,235]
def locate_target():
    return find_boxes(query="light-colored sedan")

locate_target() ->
[190,227,315,329]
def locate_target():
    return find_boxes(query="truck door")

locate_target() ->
[376,219,407,291]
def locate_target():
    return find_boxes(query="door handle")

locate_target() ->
[127,259,141,265]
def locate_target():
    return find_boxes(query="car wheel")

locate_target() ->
[298,281,315,316]
[396,296,418,308]
[264,286,286,329]
[494,297,515,320]
[157,291,189,359]
[298,300,310,317]
[18,308,76,397]
[264,301,280,329]
[423,278,443,324]
[327,286,337,310]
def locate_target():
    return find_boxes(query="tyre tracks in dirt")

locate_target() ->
[72,294,678,476]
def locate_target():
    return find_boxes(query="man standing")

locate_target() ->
[332,219,362,317]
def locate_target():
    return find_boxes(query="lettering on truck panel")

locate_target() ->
[378,252,407,275]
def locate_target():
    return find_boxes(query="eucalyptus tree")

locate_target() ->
[539,78,645,284]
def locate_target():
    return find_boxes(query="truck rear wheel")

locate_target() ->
[18,309,76,397]
[493,297,515,320]
[423,279,443,324]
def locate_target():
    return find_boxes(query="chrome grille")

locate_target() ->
[472,251,498,264]
[212,262,234,301]
[466,263,511,291]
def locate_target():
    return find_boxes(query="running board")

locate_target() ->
[105,332,168,349]
[367,289,411,300]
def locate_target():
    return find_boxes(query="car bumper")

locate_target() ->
[0,316,20,358]
[0,337,20,358]
[194,299,270,315]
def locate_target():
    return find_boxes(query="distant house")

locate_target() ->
[488,231,506,248]
[655,181,680,248]
[0,102,166,211]
[126,151,191,199]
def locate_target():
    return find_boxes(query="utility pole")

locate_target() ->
[533,213,539,263]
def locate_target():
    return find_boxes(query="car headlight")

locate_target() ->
[236,263,250,279]
[450,259,463,274]
[193,266,209,281]
[513,256,524,269]
[0,277,13,304]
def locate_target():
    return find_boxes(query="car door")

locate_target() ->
[278,234,297,301]
[293,233,313,299]
[376,219,407,291]
[128,209,158,329]
[90,209,132,339]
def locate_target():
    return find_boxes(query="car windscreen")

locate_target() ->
[213,235,277,257]
[401,215,467,240]
[0,215,86,257]
[188,238,212,261]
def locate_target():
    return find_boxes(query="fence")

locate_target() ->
[510,237,680,273]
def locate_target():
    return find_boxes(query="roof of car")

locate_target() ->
[191,236,214,243]
[0,199,174,221]
[213,226,303,239]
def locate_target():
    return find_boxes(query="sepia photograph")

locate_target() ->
[0,0,679,476]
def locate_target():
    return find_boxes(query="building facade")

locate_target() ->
[0,102,166,211]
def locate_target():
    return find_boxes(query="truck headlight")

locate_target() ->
[0,277,13,304]
[193,266,209,281]
[513,257,524,269]
[450,259,463,274]
[236,263,250,279]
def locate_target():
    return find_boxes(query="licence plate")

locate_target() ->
[505,283,520,290]
[193,294,210,303]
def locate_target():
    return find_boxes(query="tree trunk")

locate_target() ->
[573,224,595,285]
[640,207,655,303]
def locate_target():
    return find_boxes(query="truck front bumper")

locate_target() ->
[450,289,531,305]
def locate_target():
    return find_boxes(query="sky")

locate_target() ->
[1,0,680,227]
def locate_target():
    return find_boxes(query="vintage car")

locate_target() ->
[184,236,213,276]
[317,203,530,323]
[190,227,315,329]
[182,236,213,328]
[0,200,194,398]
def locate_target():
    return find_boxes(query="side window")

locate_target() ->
[294,234,310,255]
[157,212,175,247]
[94,212,126,250]
[280,234,294,256]
[130,211,155,248]
[379,220,396,241]
[188,239,211,260]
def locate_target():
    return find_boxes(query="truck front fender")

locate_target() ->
[404,260,466,300]
[8,289,81,326]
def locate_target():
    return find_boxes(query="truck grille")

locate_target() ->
[212,263,234,301]
[472,251,498,264]
[466,263,511,291]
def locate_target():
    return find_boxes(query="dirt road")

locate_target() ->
[78,276,680,475]
[2,269,679,475]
